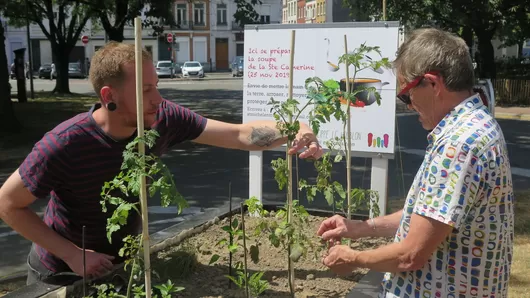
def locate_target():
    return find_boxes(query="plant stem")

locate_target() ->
[240,202,250,298]
[343,35,352,247]
[286,29,296,297]
[134,17,152,298]
[126,252,138,298]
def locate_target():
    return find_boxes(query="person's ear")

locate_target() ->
[424,73,443,97]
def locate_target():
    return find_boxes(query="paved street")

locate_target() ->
[2,78,530,279]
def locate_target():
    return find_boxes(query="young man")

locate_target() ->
[318,28,514,297]
[0,42,323,284]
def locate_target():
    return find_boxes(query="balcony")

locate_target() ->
[174,21,192,30]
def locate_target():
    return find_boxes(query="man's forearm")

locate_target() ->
[360,209,403,238]
[0,207,79,263]
[240,120,289,150]
[351,241,413,272]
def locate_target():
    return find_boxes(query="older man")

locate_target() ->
[0,41,323,284]
[317,28,514,297]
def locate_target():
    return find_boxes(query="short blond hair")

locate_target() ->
[393,28,474,92]
[89,41,153,98]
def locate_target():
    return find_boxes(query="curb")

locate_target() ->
[0,271,27,284]
[494,113,530,121]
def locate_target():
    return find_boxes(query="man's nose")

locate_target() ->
[150,94,163,106]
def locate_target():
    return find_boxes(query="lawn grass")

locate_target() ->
[0,92,98,169]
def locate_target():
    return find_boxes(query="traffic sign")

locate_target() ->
[81,35,89,45]
[166,33,173,43]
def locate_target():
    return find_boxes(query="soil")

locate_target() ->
[150,213,392,298]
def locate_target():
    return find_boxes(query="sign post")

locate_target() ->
[81,35,89,77]
[243,22,401,217]
[167,33,174,78]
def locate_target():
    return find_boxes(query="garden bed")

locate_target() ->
[144,211,390,298]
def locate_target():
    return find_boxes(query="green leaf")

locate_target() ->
[250,245,260,264]
[334,154,343,163]
[231,218,239,230]
[333,181,346,199]
[324,187,335,206]
[228,244,238,253]
[209,254,220,265]
[290,243,304,262]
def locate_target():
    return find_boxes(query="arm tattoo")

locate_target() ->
[247,126,282,147]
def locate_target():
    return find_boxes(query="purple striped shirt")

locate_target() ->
[19,99,207,272]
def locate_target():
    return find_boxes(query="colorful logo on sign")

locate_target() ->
[368,133,389,148]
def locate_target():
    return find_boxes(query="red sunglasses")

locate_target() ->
[397,71,439,105]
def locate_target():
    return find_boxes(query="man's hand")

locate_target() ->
[322,245,358,276]
[64,247,115,279]
[288,123,323,159]
[317,215,369,242]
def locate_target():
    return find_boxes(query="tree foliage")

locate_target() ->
[3,0,93,93]
[78,0,177,42]
[343,0,530,78]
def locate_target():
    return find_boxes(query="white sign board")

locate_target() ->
[243,22,400,157]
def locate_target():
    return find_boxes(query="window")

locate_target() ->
[260,15,270,24]
[176,4,187,24]
[194,3,205,25]
[217,3,227,25]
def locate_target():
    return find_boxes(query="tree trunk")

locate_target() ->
[107,27,125,42]
[52,44,72,94]
[0,20,21,132]
[475,31,496,79]
[461,26,474,57]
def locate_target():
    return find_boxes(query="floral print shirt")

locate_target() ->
[380,94,514,298]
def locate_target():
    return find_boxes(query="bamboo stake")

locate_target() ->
[382,0,387,21]
[286,29,296,297]
[134,17,152,298]
[344,35,352,247]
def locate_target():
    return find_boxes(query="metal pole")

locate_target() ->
[25,0,34,99]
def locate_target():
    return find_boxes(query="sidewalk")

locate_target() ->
[494,106,530,121]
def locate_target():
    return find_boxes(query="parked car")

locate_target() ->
[181,61,204,78]
[38,64,53,78]
[231,58,244,77]
[156,60,174,78]
[230,56,243,73]
[68,62,85,78]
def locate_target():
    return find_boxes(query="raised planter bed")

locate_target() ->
[3,202,389,298]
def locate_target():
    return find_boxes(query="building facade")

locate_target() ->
[209,0,281,71]
[2,0,281,73]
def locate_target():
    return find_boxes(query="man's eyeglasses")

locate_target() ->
[396,71,439,105]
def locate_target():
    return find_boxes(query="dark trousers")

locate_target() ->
[26,244,57,285]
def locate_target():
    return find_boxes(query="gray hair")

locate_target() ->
[393,28,475,92]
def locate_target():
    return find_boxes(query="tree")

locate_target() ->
[0,19,20,132]
[344,0,525,79]
[3,0,93,94]
[496,8,530,57]
[233,0,261,27]
[79,0,176,42]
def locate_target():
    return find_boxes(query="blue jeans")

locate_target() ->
[26,244,57,285]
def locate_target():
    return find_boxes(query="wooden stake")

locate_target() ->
[344,35,352,247]
[134,16,152,298]
[286,29,296,297]
[382,0,387,21]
